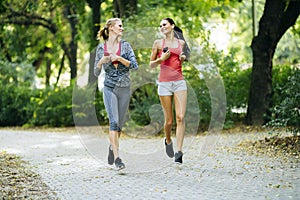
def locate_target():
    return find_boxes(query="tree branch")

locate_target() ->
[278,1,300,39]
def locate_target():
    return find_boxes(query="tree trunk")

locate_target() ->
[46,59,51,87]
[246,0,300,125]
[56,53,65,86]
[89,50,97,85]
[113,0,137,18]
[32,46,51,71]
[63,5,78,81]
[86,0,102,85]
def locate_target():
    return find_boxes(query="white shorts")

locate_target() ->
[157,80,187,96]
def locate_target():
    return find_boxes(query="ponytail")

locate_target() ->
[96,18,121,41]
[97,27,109,41]
[173,26,190,60]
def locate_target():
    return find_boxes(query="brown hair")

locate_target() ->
[97,18,121,41]
[163,17,190,61]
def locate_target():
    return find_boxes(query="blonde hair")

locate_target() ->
[97,18,122,41]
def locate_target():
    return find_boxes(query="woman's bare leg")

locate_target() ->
[109,130,120,158]
[159,95,173,144]
[174,90,187,152]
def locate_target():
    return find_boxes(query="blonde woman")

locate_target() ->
[94,18,138,170]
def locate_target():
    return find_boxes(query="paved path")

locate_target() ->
[0,128,299,200]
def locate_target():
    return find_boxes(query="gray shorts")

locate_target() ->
[157,80,187,96]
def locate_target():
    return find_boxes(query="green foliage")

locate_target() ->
[266,66,300,135]
[212,49,250,109]
[272,65,296,105]
[0,0,299,131]
[0,82,33,126]
[0,61,35,126]
[28,87,74,127]
[0,60,35,86]
[192,40,251,128]
[0,59,108,127]
[275,22,300,64]
[0,81,109,128]
[72,85,108,126]
[181,62,210,129]
[26,84,108,127]
[129,83,159,126]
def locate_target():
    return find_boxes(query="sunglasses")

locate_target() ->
[159,23,167,28]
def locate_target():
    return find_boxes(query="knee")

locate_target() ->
[165,119,173,127]
[176,114,185,123]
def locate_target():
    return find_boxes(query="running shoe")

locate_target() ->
[108,145,114,165]
[115,157,125,170]
[164,138,174,158]
[174,151,183,164]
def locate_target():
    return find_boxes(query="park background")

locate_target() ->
[0,0,299,136]
[0,0,299,198]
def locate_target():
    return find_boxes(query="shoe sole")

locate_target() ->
[116,166,125,171]
[175,161,182,165]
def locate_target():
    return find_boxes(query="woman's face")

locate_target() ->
[159,20,173,35]
[110,20,124,36]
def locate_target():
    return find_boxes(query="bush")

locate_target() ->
[28,87,74,127]
[201,47,251,128]
[72,84,108,126]
[267,67,300,135]
[0,83,33,126]
[0,61,35,126]
[129,83,160,126]
[183,64,211,131]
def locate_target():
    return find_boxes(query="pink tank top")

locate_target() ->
[158,39,183,82]
[104,42,121,65]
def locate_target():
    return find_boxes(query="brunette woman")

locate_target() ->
[150,18,190,164]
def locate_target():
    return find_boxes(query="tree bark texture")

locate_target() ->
[246,0,300,125]
[113,0,137,18]
[63,5,78,80]
[86,0,102,85]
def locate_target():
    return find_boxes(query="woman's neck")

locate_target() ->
[165,32,175,41]
[107,35,120,45]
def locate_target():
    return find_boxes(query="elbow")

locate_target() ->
[94,67,101,77]
[150,62,157,68]
[129,60,138,70]
[149,61,153,68]
[132,64,138,71]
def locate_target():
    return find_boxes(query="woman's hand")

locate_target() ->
[101,55,111,64]
[110,54,119,63]
[160,49,171,61]
[97,55,110,69]
[179,52,186,63]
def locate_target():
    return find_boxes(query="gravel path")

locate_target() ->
[0,127,299,200]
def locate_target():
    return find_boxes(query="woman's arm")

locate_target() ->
[94,45,103,77]
[94,44,111,76]
[111,41,138,70]
[149,40,162,68]
[179,39,187,63]
[149,40,170,68]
